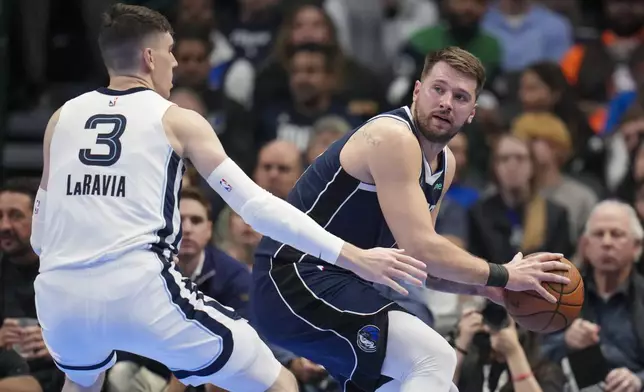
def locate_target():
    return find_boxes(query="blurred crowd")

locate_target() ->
[1,0,644,391]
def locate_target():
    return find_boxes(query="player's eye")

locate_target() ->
[433,86,443,93]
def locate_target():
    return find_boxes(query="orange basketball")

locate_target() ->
[503,256,584,333]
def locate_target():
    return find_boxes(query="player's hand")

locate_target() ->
[455,309,488,350]
[604,367,642,392]
[288,357,326,383]
[20,326,50,360]
[339,248,427,296]
[564,318,600,350]
[0,319,22,348]
[504,252,571,303]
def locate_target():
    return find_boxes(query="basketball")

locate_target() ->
[503,255,584,333]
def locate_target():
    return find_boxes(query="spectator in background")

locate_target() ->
[171,28,255,173]
[253,140,304,200]
[542,201,644,392]
[0,178,62,392]
[610,115,644,199]
[516,62,605,182]
[255,44,360,151]
[451,305,566,392]
[512,113,598,243]
[305,115,350,165]
[604,49,644,135]
[444,132,485,209]
[561,0,644,116]
[391,0,501,107]
[482,0,572,73]
[221,0,282,66]
[0,348,42,392]
[254,3,387,121]
[175,0,256,108]
[324,0,439,76]
[468,134,572,264]
[215,206,262,269]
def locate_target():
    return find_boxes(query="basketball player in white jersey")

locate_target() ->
[29,4,428,392]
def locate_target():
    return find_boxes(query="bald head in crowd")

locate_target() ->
[254,140,304,199]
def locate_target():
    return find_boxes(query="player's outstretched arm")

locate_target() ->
[164,106,428,295]
[31,108,61,256]
[364,118,571,303]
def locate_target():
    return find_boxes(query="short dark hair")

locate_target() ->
[180,187,212,219]
[173,24,213,54]
[286,43,335,73]
[98,3,173,72]
[420,46,486,96]
[1,177,40,205]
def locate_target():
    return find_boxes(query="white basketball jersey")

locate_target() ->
[40,87,184,272]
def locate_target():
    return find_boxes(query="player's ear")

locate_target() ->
[412,80,422,103]
[467,107,476,124]
[143,48,154,71]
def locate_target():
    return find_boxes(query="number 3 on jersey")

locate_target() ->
[79,114,126,167]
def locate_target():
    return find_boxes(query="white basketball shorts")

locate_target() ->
[34,250,281,391]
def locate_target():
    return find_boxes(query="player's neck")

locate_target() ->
[535,164,562,189]
[592,266,631,296]
[418,136,446,164]
[107,75,154,92]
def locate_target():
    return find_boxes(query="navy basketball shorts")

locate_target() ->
[251,261,409,392]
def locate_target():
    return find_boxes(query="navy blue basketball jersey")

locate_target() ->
[254,106,447,270]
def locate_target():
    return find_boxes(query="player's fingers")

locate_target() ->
[528,252,564,263]
[387,267,424,287]
[392,260,427,282]
[510,252,523,264]
[392,250,427,271]
[382,277,409,296]
[538,260,571,272]
[538,271,570,285]
[533,284,557,303]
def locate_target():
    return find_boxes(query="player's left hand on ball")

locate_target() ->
[348,248,427,296]
[604,367,642,392]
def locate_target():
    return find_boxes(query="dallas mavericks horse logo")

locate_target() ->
[357,325,380,353]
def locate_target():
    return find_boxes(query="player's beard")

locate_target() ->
[413,104,460,144]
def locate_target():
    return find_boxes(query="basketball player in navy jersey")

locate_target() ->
[29,4,428,392]
[251,47,572,392]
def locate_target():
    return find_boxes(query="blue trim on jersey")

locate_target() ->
[96,87,151,96]
[158,258,238,379]
[54,351,116,371]
[152,151,182,256]
[171,165,187,250]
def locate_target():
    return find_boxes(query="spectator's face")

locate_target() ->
[445,0,487,28]
[174,39,211,88]
[634,143,644,181]
[254,142,303,199]
[179,199,212,259]
[530,138,558,167]
[290,6,332,46]
[605,0,644,37]
[413,61,477,144]
[519,70,555,111]
[177,0,214,27]
[289,52,330,104]
[619,119,644,152]
[170,91,207,116]
[306,129,343,164]
[494,137,532,192]
[447,133,468,180]
[0,192,33,257]
[635,185,644,222]
[583,204,641,272]
[228,211,261,248]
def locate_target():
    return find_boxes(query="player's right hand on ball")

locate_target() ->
[504,252,571,303]
[342,248,428,296]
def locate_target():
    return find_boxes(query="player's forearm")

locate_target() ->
[416,233,490,287]
[424,274,482,295]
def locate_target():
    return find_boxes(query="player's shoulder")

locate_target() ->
[360,115,419,150]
